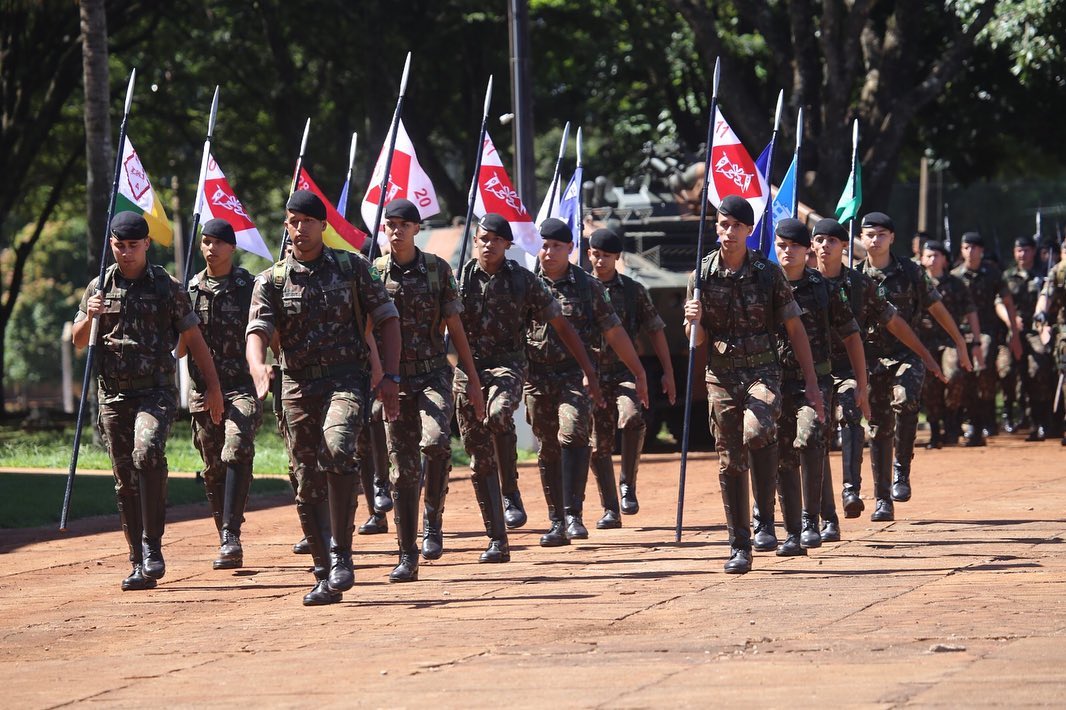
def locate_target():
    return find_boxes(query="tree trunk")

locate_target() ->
[81,0,111,279]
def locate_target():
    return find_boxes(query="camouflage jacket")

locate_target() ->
[824,266,897,368]
[247,247,397,398]
[1042,260,1066,331]
[76,262,198,403]
[951,261,1008,339]
[527,263,620,371]
[778,268,858,376]
[918,272,974,350]
[186,267,255,411]
[594,271,665,370]
[686,248,800,383]
[1003,265,1043,332]
[374,248,461,369]
[858,255,941,357]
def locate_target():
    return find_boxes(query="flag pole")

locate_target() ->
[182,85,220,288]
[791,107,803,218]
[367,51,412,261]
[675,57,721,543]
[847,119,859,270]
[455,75,494,288]
[544,121,571,222]
[278,118,312,259]
[337,131,359,219]
[60,68,137,531]
[576,126,588,270]
[758,91,784,255]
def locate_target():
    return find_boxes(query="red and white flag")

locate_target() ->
[706,108,769,219]
[199,155,273,261]
[361,119,439,241]
[473,131,539,257]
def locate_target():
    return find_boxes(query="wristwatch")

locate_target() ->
[382,373,401,384]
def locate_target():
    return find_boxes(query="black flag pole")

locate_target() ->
[576,126,589,271]
[758,91,784,254]
[337,132,358,218]
[455,75,494,285]
[543,121,570,223]
[60,68,137,531]
[675,57,721,543]
[847,119,859,270]
[182,85,220,288]
[367,51,412,261]
[791,107,803,218]
[278,117,312,259]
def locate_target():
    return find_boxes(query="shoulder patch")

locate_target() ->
[753,260,766,270]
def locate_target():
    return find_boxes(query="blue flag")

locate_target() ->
[747,143,773,254]
[558,167,584,253]
[749,154,798,264]
[336,178,351,220]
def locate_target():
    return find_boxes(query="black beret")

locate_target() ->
[717,195,754,226]
[923,239,949,258]
[861,212,895,232]
[961,231,984,247]
[478,213,513,241]
[286,189,326,220]
[775,218,810,247]
[201,218,236,246]
[384,198,420,223]
[812,218,848,241]
[589,228,623,254]
[1014,235,1037,249]
[110,211,149,240]
[540,217,572,243]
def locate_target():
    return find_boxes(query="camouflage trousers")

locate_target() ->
[921,347,958,421]
[997,333,1054,406]
[778,377,831,471]
[456,365,525,479]
[590,368,644,463]
[867,351,925,441]
[830,368,862,427]
[946,334,996,407]
[191,389,262,489]
[384,367,453,488]
[524,369,591,465]
[706,367,782,477]
[99,387,177,500]
[283,375,365,505]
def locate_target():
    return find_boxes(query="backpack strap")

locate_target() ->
[335,250,367,338]
[619,272,640,335]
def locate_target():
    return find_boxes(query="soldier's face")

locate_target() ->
[475,228,508,268]
[588,248,620,275]
[200,235,236,266]
[384,218,420,251]
[539,239,573,274]
[1014,245,1034,269]
[860,226,893,257]
[812,234,844,268]
[715,214,751,253]
[110,236,150,275]
[284,210,324,252]
[961,242,983,268]
[921,248,945,273]
[774,237,808,269]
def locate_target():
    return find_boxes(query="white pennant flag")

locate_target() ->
[472,131,540,257]
[199,155,273,261]
[705,107,769,221]
[361,119,440,243]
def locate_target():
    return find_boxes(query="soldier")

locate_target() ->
[246,189,400,606]
[526,218,648,544]
[372,198,485,582]
[73,212,224,590]
[949,232,1022,446]
[756,218,865,555]
[455,213,597,560]
[1035,240,1066,445]
[178,218,262,569]
[683,196,825,574]
[857,212,970,521]
[1001,235,1054,441]
[917,240,977,448]
[586,227,676,525]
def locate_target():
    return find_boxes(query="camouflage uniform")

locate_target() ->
[589,272,665,520]
[454,258,561,547]
[1001,265,1054,433]
[858,255,942,514]
[1040,261,1066,434]
[950,261,1010,435]
[686,248,800,558]
[373,249,461,563]
[187,267,262,563]
[918,273,974,436]
[77,262,199,580]
[247,247,397,592]
[525,263,620,537]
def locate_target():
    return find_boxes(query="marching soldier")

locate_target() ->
[372,198,485,582]
[454,213,597,561]
[683,196,825,574]
[586,227,676,525]
[246,189,401,606]
[73,212,224,590]
[1035,240,1066,445]
[949,232,1022,446]
[857,212,970,521]
[178,218,262,569]
[526,218,648,544]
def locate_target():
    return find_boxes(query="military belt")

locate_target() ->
[398,355,450,377]
[708,351,777,371]
[528,359,582,377]
[99,374,169,393]
[784,360,832,380]
[283,361,364,381]
[474,351,526,370]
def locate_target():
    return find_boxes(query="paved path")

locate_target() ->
[0,437,1064,707]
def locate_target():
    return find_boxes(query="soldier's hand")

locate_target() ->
[957,347,974,373]
[251,363,274,400]
[369,360,384,391]
[683,298,702,324]
[806,387,826,424]
[84,293,104,319]
[662,371,677,405]
[586,375,604,408]
[971,343,983,370]
[379,379,400,422]
[635,371,650,409]
[206,386,224,425]
[925,355,947,384]
[855,387,872,422]
[467,380,486,422]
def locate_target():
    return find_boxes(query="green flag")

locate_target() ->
[835,161,862,222]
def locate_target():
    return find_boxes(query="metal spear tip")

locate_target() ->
[348,132,359,171]
[852,118,859,146]
[796,107,805,149]
[208,85,220,136]
[399,51,412,95]
[483,75,494,116]
[576,126,583,166]
[712,57,721,97]
[123,68,137,114]
[773,90,784,129]
[558,121,571,159]
[300,117,311,155]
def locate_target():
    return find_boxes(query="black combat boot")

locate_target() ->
[214,463,252,570]
[750,446,779,551]
[942,413,961,447]
[892,412,918,502]
[720,473,752,574]
[296,501,340,605]
[421,457,450,560]
[389,485,420,582]
[538,458,570,547]
[1002,399,1017,434]
[800,445,824,549]
[964,411,987,447]
[984,399,999,436]
[840,422,865,518]
[869,435,895,521]
[303,568,342,606]
[326,473,358,592]
[287,472,313,554]
[369,418,393,514]
[358,512,389,534]
[1025,402,1049,442]
[204,479,224,538]
[775,464,806,557]
[471,472,510,563]
[495,431,527,529]
[562,445,591,540]
[591,457,622,529]
[139,469,167,580]
[925,418,943,449]
[618,424,645,515]
[118,495,156,591]
[356,452,387,534]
